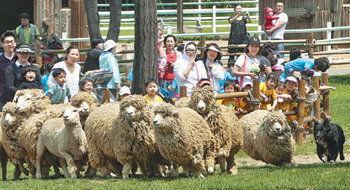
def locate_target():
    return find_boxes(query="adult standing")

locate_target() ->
[48,45,81,98]
[99,40,121,97]
[83,39,104,73]
[265,1,288,58]
[228,4,252,62]
[174,41,207,96]
[231,37,260,87]
[196,43,225,92]
[5,44,42,101]
[15,13,40,49]
[258,42,280,76]
[161,34,182,90]
[0,32,17,109]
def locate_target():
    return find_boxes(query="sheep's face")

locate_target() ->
[62,107,80,124]
[191,86,215,115]
[153,103,178,133]
[272,122,283,135]
[263,111,290,137]
[77,101,90,115]
[120,95,147,121]
[15,94,34,113]
[2,112,16,126]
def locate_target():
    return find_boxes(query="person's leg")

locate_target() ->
[276,41,285,58]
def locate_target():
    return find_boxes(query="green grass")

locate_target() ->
[1,75,349,189]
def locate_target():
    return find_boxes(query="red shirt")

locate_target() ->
[163,51,177,81]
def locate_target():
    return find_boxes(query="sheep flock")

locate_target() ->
[0,88,296,180]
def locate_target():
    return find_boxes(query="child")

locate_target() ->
[276,81,286,112]
[238,80,253,115]
[41,62,54,93]
[264,7,279,38]
[18,65,44,90]
[80,78,97,100]
[144,79,164,104]
[48,68,71,104]
[157,20,165,86]
[279,75,298,124]
[218,79,243,113]
[259,72,279,111]
[119,86,131,101]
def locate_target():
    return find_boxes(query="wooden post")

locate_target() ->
[296,80,306,145]
[102,90,110,103]
[322,73,330,117]
[36,56,43,69]
[180,86,187,98]
[313,76,321,121]
[177,0,184,43]
[252,79,260,111]
[60,8,71,48]
[308,33,314,58]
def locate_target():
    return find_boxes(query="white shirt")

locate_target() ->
[235,54,260,85]
[272,12,288,40]
[196,59,225,92]
[48,61,81,98]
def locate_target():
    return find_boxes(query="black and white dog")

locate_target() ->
[314,117,345,162]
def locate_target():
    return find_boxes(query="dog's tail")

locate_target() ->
[338,125,345,161]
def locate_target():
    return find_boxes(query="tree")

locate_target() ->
[132,0,158,94]
[84,0,122,45]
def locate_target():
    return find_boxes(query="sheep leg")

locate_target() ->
[13,165,21,180]
[84,164,97,178]
[0,150,8,181]
[58,158,70,178]
[205,153,216,174]
[35,141,46,179]
[98,166,111,177]
[169,163,179,177]
[59,151,78,178]
[226,148,239,175]
[218,156,227,173]
[27,161,36,178]
[122,162,131,179]
[18,163,29,176]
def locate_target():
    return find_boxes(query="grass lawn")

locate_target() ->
[1,74,349,189]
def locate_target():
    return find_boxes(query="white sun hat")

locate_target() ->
[104,40,118,51]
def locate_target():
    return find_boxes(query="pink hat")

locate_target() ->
[264,7,274,15]
[272,63,284,71]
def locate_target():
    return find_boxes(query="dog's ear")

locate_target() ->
[323,117,330,126]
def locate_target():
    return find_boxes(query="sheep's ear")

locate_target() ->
[172,110,180,118]
[36,93,46,100]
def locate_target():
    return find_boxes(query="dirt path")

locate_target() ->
[236,153,350,167]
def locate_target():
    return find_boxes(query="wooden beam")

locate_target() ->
[322,73,330,117]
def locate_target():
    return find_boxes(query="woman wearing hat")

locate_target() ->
[231,37,260,88]
[5,44,42,101]
[160,35,182,90]
[48,45,81,99]
[258,42,280,77]
[196,43,225,92]
[174,41,207,96]
[99,39,121,97]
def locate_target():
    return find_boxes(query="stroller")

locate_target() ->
[81,69,117,103]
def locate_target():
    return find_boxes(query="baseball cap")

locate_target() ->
[264,7,274,15]
[286,76,298,84]
[104,40,117,51]
[268,47,281,57]
[19,13,30,19]
[271,63,284,71]
[119,86,131,96]
[247,37,261,46]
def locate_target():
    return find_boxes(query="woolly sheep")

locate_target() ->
[0,124,8,181]
[240,110,295,166]
[1,102,30,180]
[36,106,88,179]
[70,92,97,127]
[153,103,216,178]
[190,86,243,175]
[174,97,191,108]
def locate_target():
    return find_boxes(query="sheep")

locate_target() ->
[153,103,216,178]
[36,106,88,179]
[70,91,97,128]
[190,86,243,175]
[1,102,30,180]
[240,110,295,166]
[0,124,8,181]
[174,97,191,108]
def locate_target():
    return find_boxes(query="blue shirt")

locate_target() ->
[48,82,71,104]
[41,73,50,94]
[218,71,236,94]
[99,51,121,89]
[282,58,314,79]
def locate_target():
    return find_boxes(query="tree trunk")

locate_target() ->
[132,0,158,95]
[84,0,102,45]
[107,0,122,42]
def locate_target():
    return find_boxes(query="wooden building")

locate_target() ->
[259,0,349,49]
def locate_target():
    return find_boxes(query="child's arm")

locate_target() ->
[47,93,52,99]
[68,95,71,102]
[278,94,292,100]
[320,85,336,91]
[271,98,278,111]
[259,90,268,102]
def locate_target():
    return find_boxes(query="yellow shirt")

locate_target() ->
[144,94,164,104]
[259,82,277,110]
[218,98,239,111]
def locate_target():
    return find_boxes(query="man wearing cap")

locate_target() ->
[264,1,288,58]
[258,42,280,76]
[0,32,17,110]
[83,39,104,73]
[16,13,40,48]
[99,39,121,97]
[5,44,41,101]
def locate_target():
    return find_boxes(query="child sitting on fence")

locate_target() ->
[264,7,279,40]
[144,78,164,104]
[259,72,279,111]
[278,75,299,125]
[276,81,286,112]
[238,80,253,117]
[48,68,71,104]
[218,79,243,113]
